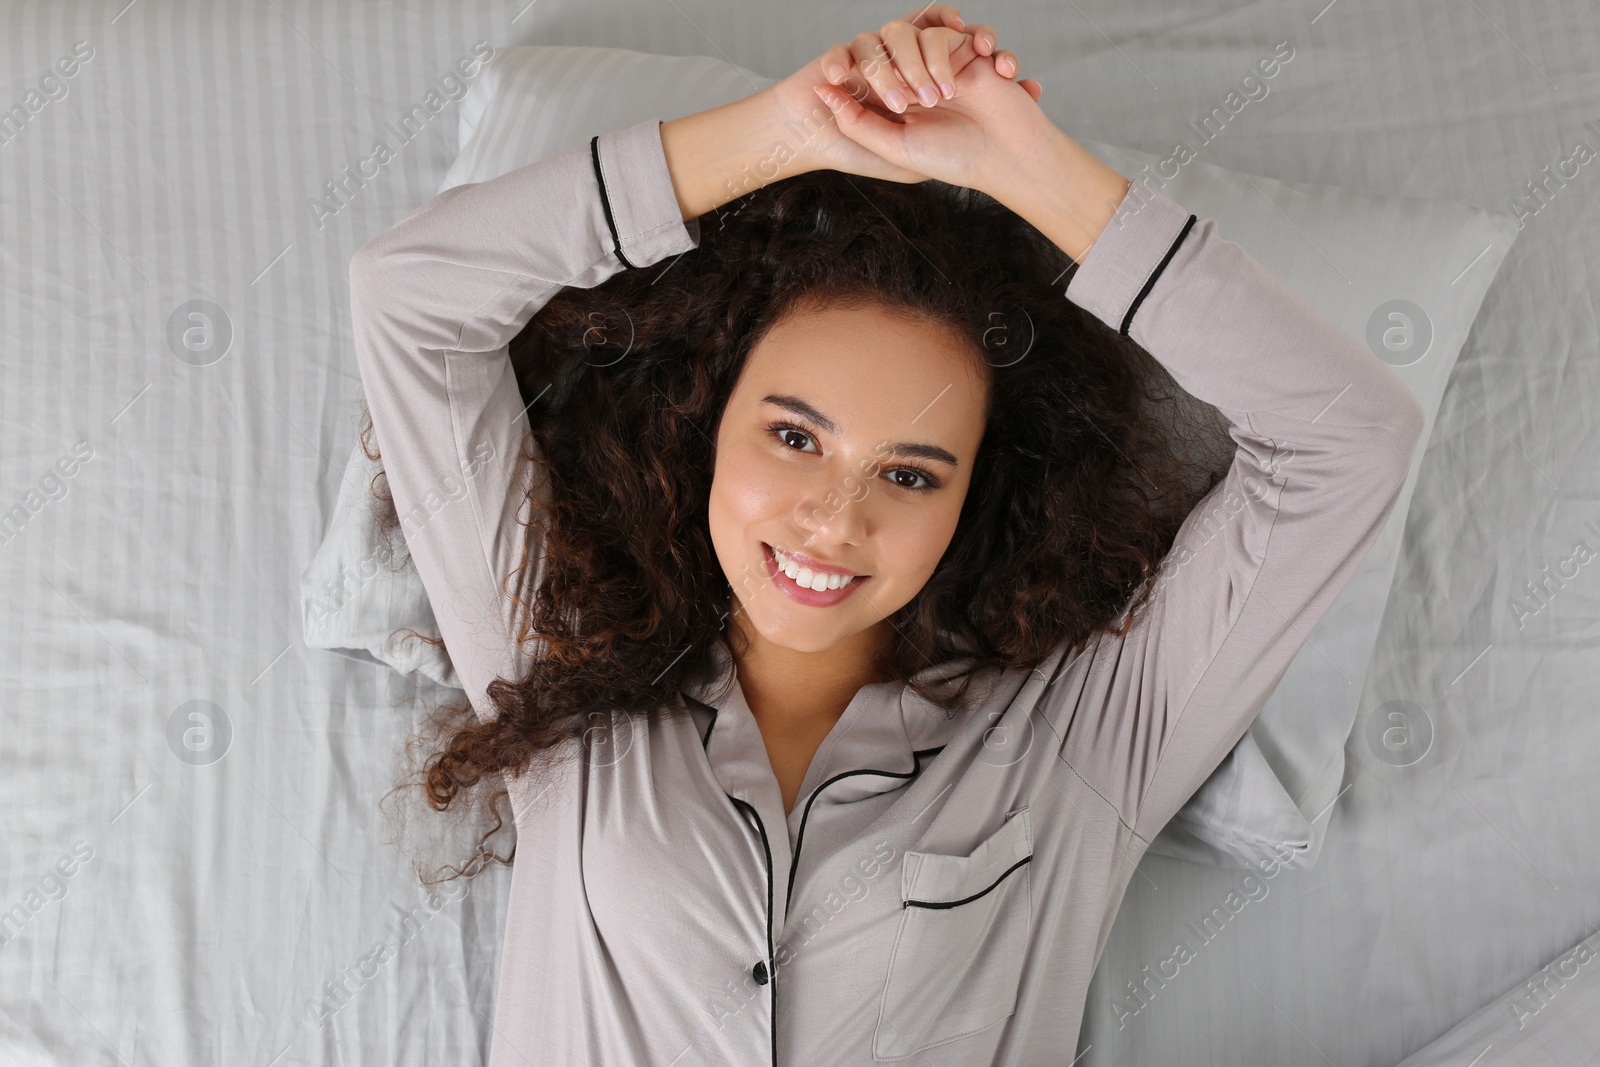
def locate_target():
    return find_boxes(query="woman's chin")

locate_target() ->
[741,610,859,655]
[750,623,837,655]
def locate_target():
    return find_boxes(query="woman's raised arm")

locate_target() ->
[348,120,701,723]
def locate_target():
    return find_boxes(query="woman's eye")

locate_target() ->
[776,426,817,452]
[890,468,933,491]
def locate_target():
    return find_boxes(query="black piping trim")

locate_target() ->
[691,695,718,749]
[903,854,1033,910]
[693,698,775,1060]
[783,744,945,912]
[589,134,637,270]
[728,795,775,1067]
[1118,212,1196,337]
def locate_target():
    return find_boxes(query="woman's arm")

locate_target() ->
[981,122,1132,263]
[348,119,701,723]
[1032,169,1425,846]
[999,104,1426,844]
[817,49,1426,839]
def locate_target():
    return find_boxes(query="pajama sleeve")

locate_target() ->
[1041,182,1427,844]
[347,118,700,723]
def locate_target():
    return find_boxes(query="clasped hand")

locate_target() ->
[765,5,1051,198]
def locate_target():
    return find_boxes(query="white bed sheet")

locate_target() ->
[2,2,1596,1065]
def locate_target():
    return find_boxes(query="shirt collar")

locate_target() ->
[682,634,991,807]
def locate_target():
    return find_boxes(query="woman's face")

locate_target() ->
[708,299,990,655]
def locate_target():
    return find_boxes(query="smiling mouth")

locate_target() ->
[761,542,871,604]
[765,542,867,583]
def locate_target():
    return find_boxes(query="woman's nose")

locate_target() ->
[789,480,869,550]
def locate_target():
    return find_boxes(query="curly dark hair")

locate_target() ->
[360,167,1232,883]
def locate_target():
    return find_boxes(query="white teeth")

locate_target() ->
[770,546,859,591]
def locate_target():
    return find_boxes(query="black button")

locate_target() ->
[751,960,769,985]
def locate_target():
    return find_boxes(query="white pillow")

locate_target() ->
[302,45,1518,871]
[299,438,461,691]
[441,46,768,193]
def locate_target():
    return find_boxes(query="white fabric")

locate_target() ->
[302,44,1517,876]
[1388,927,1600,1062]
[1393,930,1600,1065]
[2,4,1596,1067]
[299,438,463,690]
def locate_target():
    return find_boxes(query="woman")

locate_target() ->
[349,8,1424,1064]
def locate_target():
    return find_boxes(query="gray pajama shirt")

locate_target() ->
[348,116,1425,1065]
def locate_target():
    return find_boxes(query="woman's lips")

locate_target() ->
[762,542,870,607]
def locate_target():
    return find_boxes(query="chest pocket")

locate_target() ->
[873,807,1034,1061]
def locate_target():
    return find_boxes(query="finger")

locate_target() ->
[881,19,941,109]
[943,24,1004,80]
[963,22,999,56]
[849,31,911,114]
[903,4,965,31]
[943,30,983,77]
[1019,77,1043,102]
[920,27,960,100]
[813,82,904,158]
[819,42,857,83]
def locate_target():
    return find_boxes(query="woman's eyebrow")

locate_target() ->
[760,393,960,468]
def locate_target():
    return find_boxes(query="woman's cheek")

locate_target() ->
[712,449,798,553]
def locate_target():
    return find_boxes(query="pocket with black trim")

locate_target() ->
[873,807,1034,1060]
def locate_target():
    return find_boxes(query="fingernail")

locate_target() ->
[885,88,906,112]
[940,80,954,99]
[826,63,845,82]
[815,85,842,111]
[983,35,995,51]
[916,85,937,107]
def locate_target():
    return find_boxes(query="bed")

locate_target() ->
[2,2,1596,1065]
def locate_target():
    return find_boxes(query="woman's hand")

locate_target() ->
[806,36,1133,262]
[809,46,1054,199]
[762,5,1039,185]
[657,7,1062,222]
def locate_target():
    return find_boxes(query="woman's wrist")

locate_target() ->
[659,88,817,222]
[981,124,1131,264]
